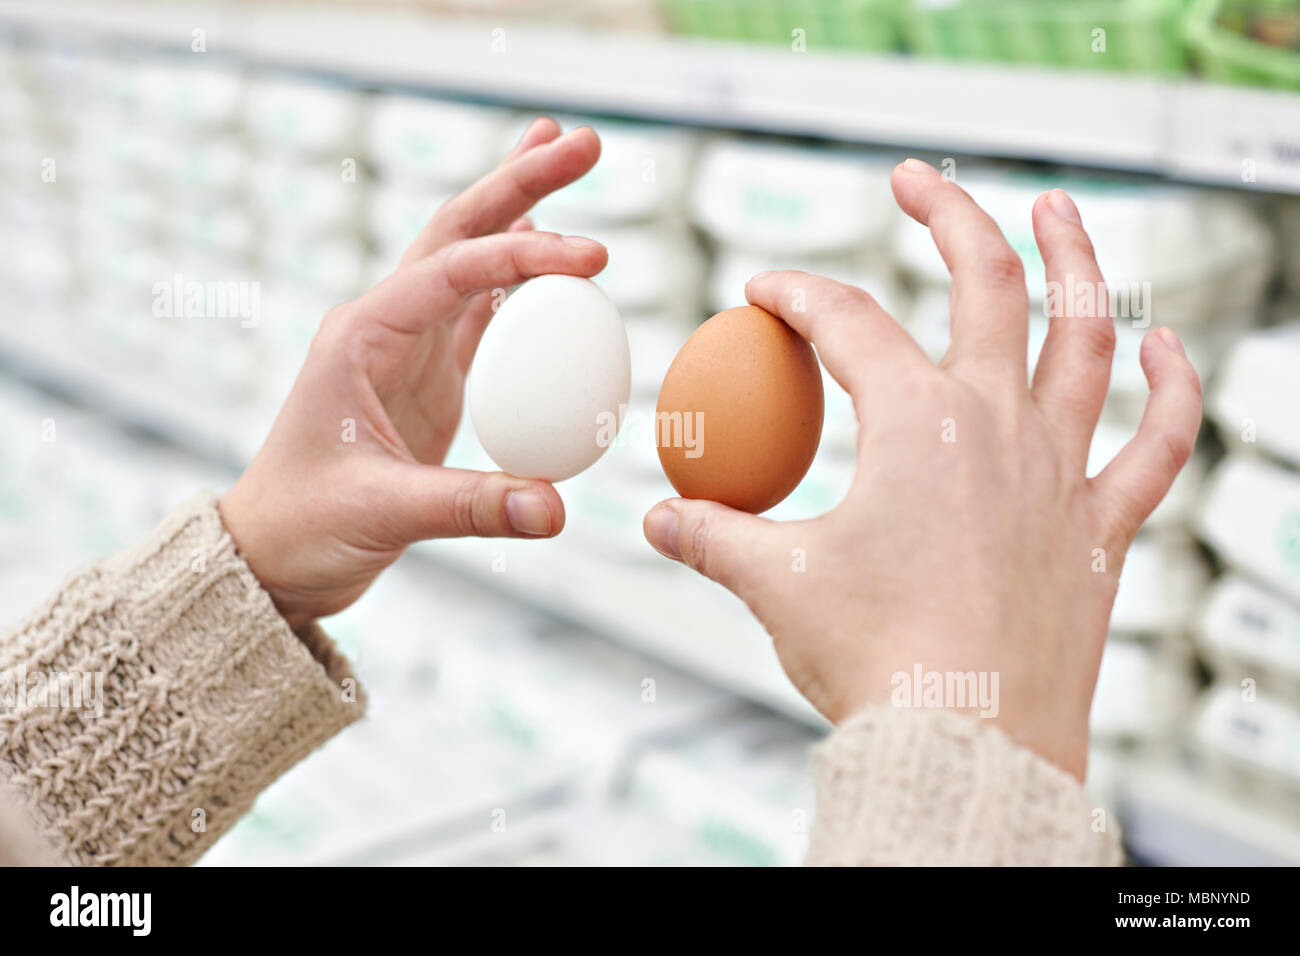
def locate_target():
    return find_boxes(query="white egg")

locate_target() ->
[468,276,630,481]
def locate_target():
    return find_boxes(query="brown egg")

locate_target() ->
[656,305,824,514]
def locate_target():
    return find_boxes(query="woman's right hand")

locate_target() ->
[221,119,605,634]
[642,159,1202,781]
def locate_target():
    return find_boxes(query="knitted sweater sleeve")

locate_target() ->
[805,707,1123,866]
[0,493,363,865]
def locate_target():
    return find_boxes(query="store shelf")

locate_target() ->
[3,0,1300,193]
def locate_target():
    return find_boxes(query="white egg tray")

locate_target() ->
[1195,573,1300,698]
[531,115,698,226]
[1090,635,1197,743]
[1192,684,1300,818]
[364,93,516,188]
[1196,454,1300,606]
[1109,531,1209,637]
[1209,322,1300,469]
[690,137,899,257]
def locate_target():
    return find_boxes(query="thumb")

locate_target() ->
[643,498,773,594]
[393,464,566,540]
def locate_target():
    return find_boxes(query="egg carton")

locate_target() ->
[163,203,256,259]
[1195,574,1300,699]
[624,310,698,399]
[0,382,233,593]
[249,155,365,240]
[1089,634,1197,745]
[619,707,818,867]
[1196,454,1300,606]
[1209,322,1300,469]
[156,136,253,205]
[198,709,577,866]
[529,115,698,226]
[706,246,910,320]
[1191,683,1300,819]
[430,619,744,794]
[95,56,246,133]
[691,137,900,257]
[364,93,516,188]
[200,558,692,864]
[244,73,364,158]
[0,70,37,139]
[1108,530,1210,637]
[365,177,457,264]
[531,215,705,316]
[259,230,369,302]
[1,225,74,311]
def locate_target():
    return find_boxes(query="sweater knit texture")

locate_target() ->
[805,705,1122,865]
[0,492,364,865]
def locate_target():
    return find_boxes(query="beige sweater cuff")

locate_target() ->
[0,492,364,865]
[805,707,1123,866]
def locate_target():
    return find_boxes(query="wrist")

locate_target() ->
[217,481,314,635]
[830,667,1090,782]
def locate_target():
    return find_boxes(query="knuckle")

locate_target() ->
[1158,428,1196,474]
[984,247,1027,288]
[686,514,717,577]
[1053,226,1099,264]
[450,477,492,537]
[1076,316,1117,362]
[825,283,874,314]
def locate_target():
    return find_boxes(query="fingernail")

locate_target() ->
[901,157,938,175]
[563,235,604,250]
[1047,188,1082,225]
[644,506,681,560]
[506,490,551,536]
[1155,326,1186,357]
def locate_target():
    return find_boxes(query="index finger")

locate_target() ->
[400,125,600,267]
[745,270,928,401]
[366,231,608,334]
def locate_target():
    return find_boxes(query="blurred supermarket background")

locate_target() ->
[1,0,1299,865]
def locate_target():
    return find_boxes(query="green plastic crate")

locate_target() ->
[659,0,903,52]
[901,0,1190,74]
[1186,0,1300,89]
